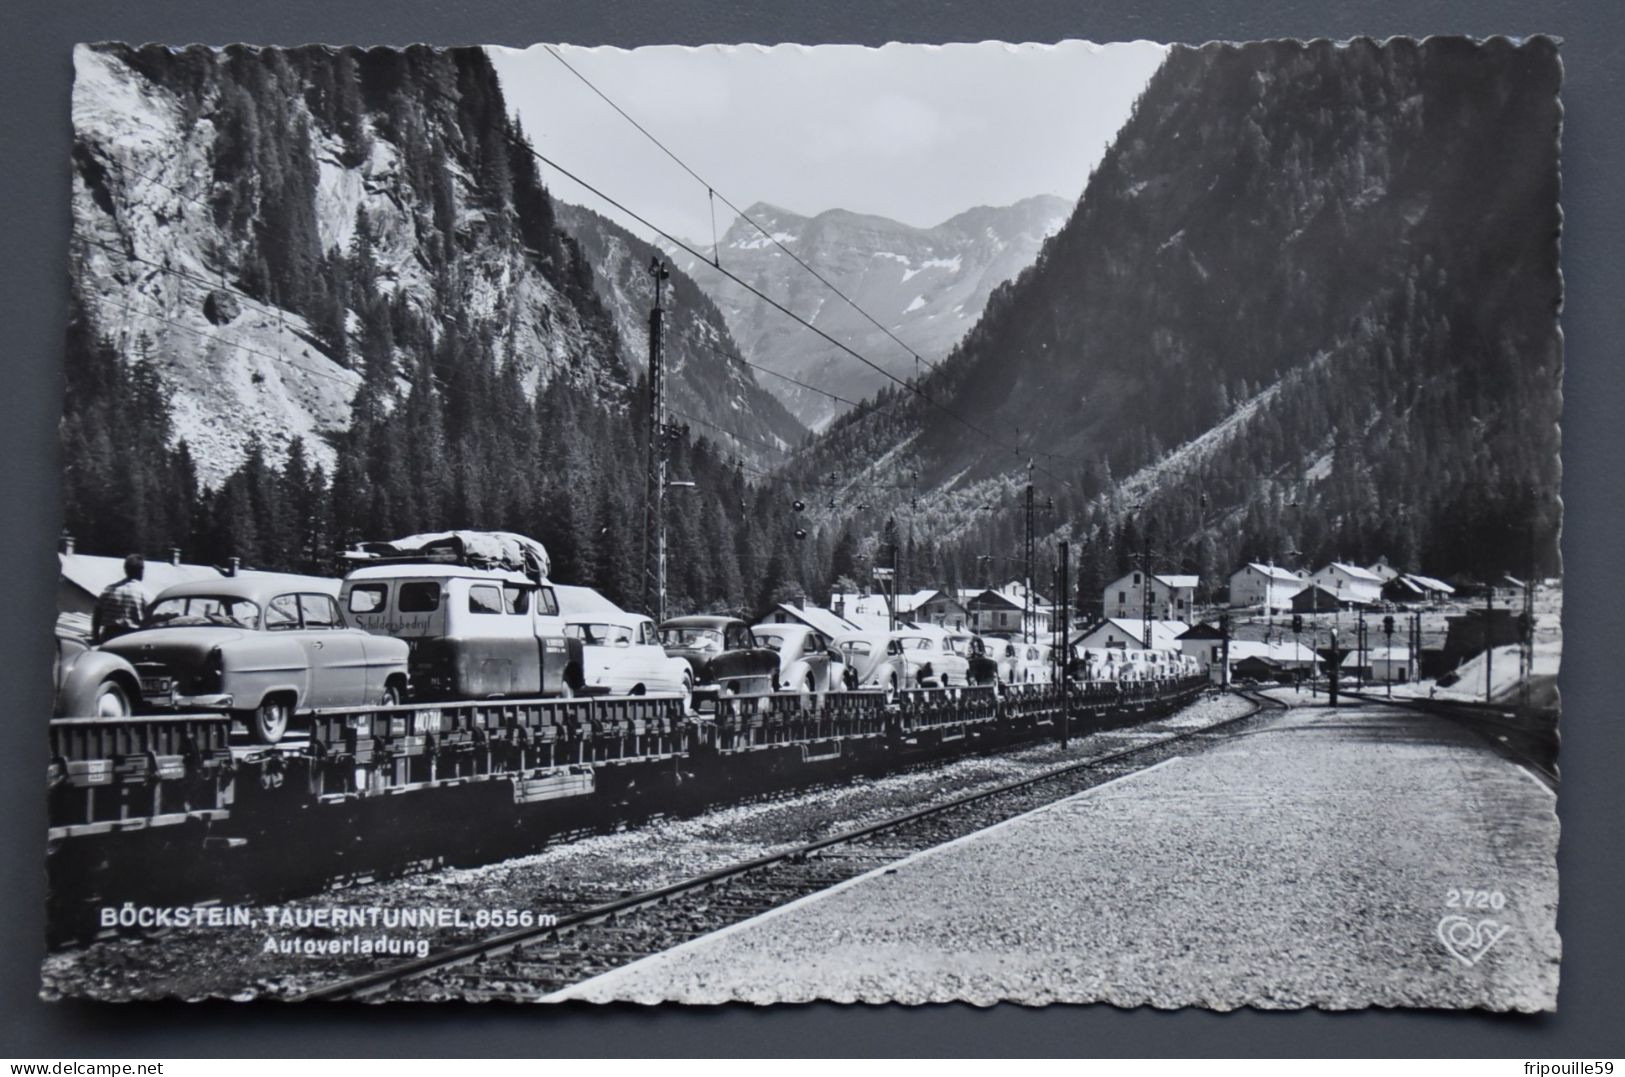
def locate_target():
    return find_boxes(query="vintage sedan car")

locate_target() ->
[53,615,141,718]
[658,615,779,703]
[99,574,411,744]
[828,630,910,696]
[750,622,844,694]
[564,611,692,708]
[894,625,971,687]
[1011,640,1056,685]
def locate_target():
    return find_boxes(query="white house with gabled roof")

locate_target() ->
[1102,571,1199,623]
[1228,562,1307,613]
[1310,562,1385,607]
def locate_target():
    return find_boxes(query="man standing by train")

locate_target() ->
[92,553,148,643]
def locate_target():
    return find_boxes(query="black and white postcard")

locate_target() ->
[45,36,1562,1009]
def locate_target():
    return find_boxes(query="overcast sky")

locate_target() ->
[487,41,1168,244]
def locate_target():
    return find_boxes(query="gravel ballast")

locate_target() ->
[558,700,1560,1010]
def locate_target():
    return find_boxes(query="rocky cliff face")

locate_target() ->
[71,44,627,487]
[664,195,1071,431]
[555,201,806,465]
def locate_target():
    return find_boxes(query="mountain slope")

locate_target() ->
[790,38,1562,588]
[71,43,627,487]
[555,201,806,465]
[62,44,831,613]
[665,195,1071,430]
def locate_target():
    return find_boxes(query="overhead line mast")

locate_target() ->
[643,258,672,624]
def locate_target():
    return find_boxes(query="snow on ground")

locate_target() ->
[901,255,963,283]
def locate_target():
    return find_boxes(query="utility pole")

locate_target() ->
[1356,608,1367,691]
[642,258,671,624]
[1141,521,1153,658]
[1023,474,1035,644]
[1058,540,1071,748]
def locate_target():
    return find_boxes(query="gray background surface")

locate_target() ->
[2,0,1620,1058]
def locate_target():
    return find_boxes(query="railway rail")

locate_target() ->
[295,688,1282,1002]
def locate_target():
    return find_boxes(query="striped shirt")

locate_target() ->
[93,578,149,642]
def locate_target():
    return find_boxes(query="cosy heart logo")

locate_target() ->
[1436,915,1511,967]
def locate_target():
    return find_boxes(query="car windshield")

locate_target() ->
[838,640,873,657]
[753,632,787,651]
[144,595,262,630]
[661,626,722,650]
[947,637,971,654]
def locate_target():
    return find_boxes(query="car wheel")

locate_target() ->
[379,684,401,708]
[679,674,693,714]
[803,673,816,696]
[884,673,898,703]
[94,680,131,719]
[244,698,290,746]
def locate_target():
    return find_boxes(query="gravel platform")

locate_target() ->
[557,700,1560,1010]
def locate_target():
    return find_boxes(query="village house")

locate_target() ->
[1071,617,1190,653]
[1291,584,1342,613]
[1101,570,1199,623]
[1228,562,1307,613]
[1308,562,1385,607]
[1342,645,1416,683]
[964,582,1052,638]
[1365,556,1402,584]
[896,589,970,629]
[828,589,971,632]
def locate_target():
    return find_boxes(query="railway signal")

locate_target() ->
[1383,614,1396,698]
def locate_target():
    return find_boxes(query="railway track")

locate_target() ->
[296,689,1285,1002]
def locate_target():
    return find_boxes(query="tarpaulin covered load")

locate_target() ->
[345,530,552,582]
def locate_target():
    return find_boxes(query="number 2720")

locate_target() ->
[1446,888,1506,910]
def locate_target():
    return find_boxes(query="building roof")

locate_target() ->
[1071,618,1190,650]
[829,592,897,632]
[771,602,858,639]
[59,552,228,600]
[1177,622,1227,640]
[1404,573,1456,595]
[895,588,962,614]
[995,580,1052,607]
[1154,574,1200,589]
[1343,646,1412,666]
[1319,561,1385,584]
[1224,639,1319,664]
[1237,562,1303,582]
[966,588,1022,610]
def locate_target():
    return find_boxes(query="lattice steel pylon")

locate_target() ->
[642,258,671,624]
